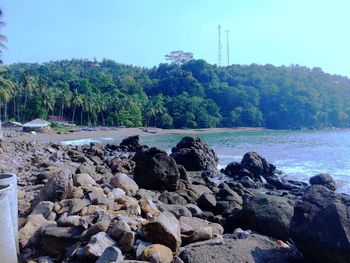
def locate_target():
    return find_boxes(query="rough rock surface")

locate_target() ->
[241,193,294,240]
[309,173,337,191]
[179,234,301,263]
[133,147,180,191]
[110,172,139,195]
[240,152,276,178]
[39,170,73,202]
[170,137,219,171]
[291,185,350,263]
[142,211,182,252]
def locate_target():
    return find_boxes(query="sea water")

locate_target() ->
[63,129,350,194]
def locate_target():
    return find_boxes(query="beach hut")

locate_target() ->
[23,118,51,133]
[2,121,23,130]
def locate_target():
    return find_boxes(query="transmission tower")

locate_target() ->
[218,25,222,66]
[225,30,230,66]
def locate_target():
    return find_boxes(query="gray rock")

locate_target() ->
[241,193,294,240]
[110,172,139,195]
[41,226,83,256]
[73,173,96,187]
[179,234,302,263]
[170,137,219,171]
[291,185,350,263]
[95,246,124,263]
[110,221,131,240]
[158,203,192,219]
[158,191,188,205]
[84,232,116,259]
[309,173,337,191]
[240,152,276,178]
[68,198,91,215]
[197,193,217,211]
[39,169,73,202]
[133,147,180,191]
[142,211,182,252]
[30,201,54,218]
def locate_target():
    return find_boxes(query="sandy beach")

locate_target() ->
[3,127,265,144]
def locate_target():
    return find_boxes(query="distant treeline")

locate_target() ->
[0,59,350,129]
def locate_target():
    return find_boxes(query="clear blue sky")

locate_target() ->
[1,0,349,76]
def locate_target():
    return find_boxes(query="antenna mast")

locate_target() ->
[225,30,230,66]
[218,25,222,66]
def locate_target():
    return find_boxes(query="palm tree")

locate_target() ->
[71,89,83,123]
[0,76,14,120]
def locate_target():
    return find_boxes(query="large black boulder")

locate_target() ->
[290,185,350,263]
[240,193,294,240]
[240,152,276,178]
[170,137,219,171]
[119,135,141,151]
[309,173,337,191]
[133,146,180,191]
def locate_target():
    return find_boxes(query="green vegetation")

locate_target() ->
[0,58,350,129]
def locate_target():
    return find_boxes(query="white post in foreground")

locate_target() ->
[0,184,18,263]
[0,173,19,253]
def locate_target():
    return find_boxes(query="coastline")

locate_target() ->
[3,127,265,143]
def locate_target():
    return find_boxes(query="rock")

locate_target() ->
[179,216,223,245]
[170,137,219,171]
[87,187,114,205]
[30,201,54,218]
[37,256,54,263]
[290,185,350,263]
[158,192,188,205]
[133,147,180,191]
[222,161,241,177]
[89,142,104,158]
[19,214,54,248]
[95,246,124,263]
[41,226,83,256]
[179,234,302,263]
[81,220,110,240]
[57,213,81,227]
[73,173,96,187]
[240,152,276,178]
[185,204,203,215]
[142,211,182,252]
[232,228,251,239]
[309,173,337,191]
[110,221,131,240]
[158,204,192,219]
[197,193,217,211]
[118,231,135,252]
[240,193,294,240]
[112,188,126,198]
[240,176,257,188]
[109,158,136,174]
[141,244,173,263]
[84,232,116,259]
[120,135,141,151]
[110,172,139,195]
[76,162,98,179]
[68,198,90,214]
[39,169,73,202]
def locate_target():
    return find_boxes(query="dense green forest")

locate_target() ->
[0,58,350,129]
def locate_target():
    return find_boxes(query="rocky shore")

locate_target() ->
[0,135,349,263]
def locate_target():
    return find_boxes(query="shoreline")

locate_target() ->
[3,127,265,143]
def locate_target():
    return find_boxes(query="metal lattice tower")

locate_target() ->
[218,25,222,66]
[225,30,230,66]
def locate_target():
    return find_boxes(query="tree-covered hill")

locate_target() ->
[1,58,350,129]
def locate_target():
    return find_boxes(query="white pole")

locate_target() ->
[0,185,18,263]
[0,173,18,252]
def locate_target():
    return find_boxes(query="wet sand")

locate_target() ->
[3,127,265,144]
